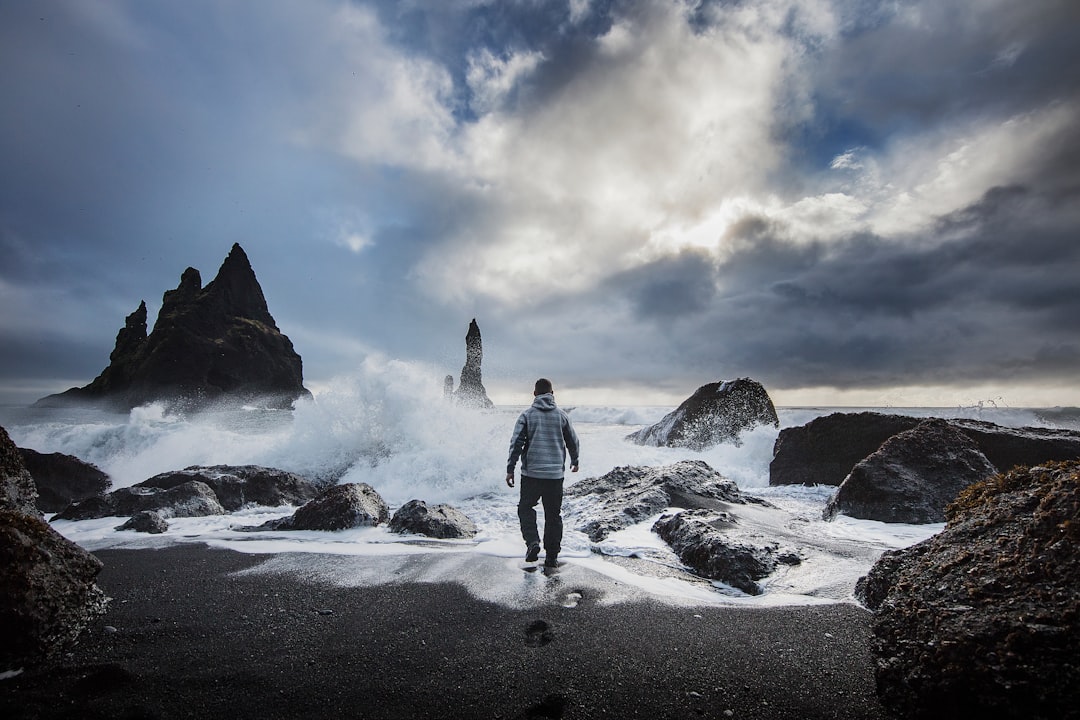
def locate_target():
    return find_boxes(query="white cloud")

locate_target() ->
[415,1,811,303]
[466,47,545,115]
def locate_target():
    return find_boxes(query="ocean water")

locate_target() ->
[3,359,1076,608]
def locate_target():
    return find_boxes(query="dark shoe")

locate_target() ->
[525,544,541,562]
[543,554,558,568]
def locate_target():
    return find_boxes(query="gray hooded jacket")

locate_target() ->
[506,393,580,480]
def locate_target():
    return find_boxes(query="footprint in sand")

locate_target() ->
[525,619,553,647]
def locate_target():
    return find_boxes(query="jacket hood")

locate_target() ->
[531,393,557,411]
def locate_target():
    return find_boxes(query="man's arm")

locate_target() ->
[563,415,580,473]
[506,414,528,487]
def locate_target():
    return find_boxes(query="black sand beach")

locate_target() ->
[2,545,891,719]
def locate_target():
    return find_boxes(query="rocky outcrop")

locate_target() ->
[136,465,318,512]
[770,412,922,486]
[824,419,999,524]
[770,412,1080,487]
[855,461,1080,719]
[261,483,389,531]
[0,426,107,671]
[627,378,779,449]
[451,319,494,409]
[949,418,1080,474]
[115,510,168,534]
[1,426,39,517]
[653,510,801,595]
[18,448,111,514]
[389,499,477,539]
[35,243,310,411]
[55,481,225,521]
[564,460,762,542]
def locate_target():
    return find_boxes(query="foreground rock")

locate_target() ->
[855,461,1080,719]
[35,243,310,411]
[389,500,477,539]
[260,483,389,531]
[17,448,111,514]
[55,481,225,521]
[137,465,318,512]
[565,460,763,542]
[653,510,801,596]
[1,426,39,517]
[627,378,778,449]
[771,412,1080,487]
[0,426,107,671]
[824,419,998,524]
[450,319,494,409]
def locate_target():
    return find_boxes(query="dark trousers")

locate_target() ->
[517,475,564,554]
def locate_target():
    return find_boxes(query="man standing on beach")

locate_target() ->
[506,378,580,568]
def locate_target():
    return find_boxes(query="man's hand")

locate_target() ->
[571,464,579,473]
[506,473,515,488]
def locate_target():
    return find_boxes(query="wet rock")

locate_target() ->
[824,419,998,524]
[264,483,390,531]
[565,460,762,542]
[770,412,922,487]
[451,319,494,409]
[35,243,310,411]
[115,510,169,534]
[55,480,225,520]
[137,465,317,512]
[1,426,39,517]
[389,499,477,539]
[949,418,1080,473]
[627,378,778,449]
[17,448,111,514]
[653,509,800,596]
[770,412,1080,488]
[1,428,107,671]
[856,461,1080,719]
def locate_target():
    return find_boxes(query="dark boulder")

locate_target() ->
[18,448,111,514]
[264,483,389,531]
[770,412,922,486]
[115,510,168,534]
[565,460,762,542]
[1,426,39,517]
[823,419,998,524]
[137,465,318,512]
[450,319,494,409]
[770,412,1080,488]
[389,499,477,539]
[855,461,1080,719]
[35,243,310,411]
[0,428,107,671]
[626,378,779,449]
[653,509,801,596]
[0,510,109,671]
[55,480,225,520]
[949,418,1080,473]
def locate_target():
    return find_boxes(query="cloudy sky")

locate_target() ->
[2,0,1078,408]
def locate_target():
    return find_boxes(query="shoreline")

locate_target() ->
[2,544,890,719]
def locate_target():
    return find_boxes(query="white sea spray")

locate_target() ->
[0,361,1064,608]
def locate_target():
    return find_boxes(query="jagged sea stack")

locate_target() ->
[36,244,310,411]
[451,319,494,408]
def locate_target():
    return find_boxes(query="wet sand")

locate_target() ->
[2,545,890,719]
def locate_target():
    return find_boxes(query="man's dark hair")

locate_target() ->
[534,378,553,395]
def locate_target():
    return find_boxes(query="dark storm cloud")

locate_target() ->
[591,173,1080,392]
[797,0,1080,170]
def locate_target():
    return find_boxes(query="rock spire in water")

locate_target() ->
[451,318,494,409]
[36,243,309,411]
